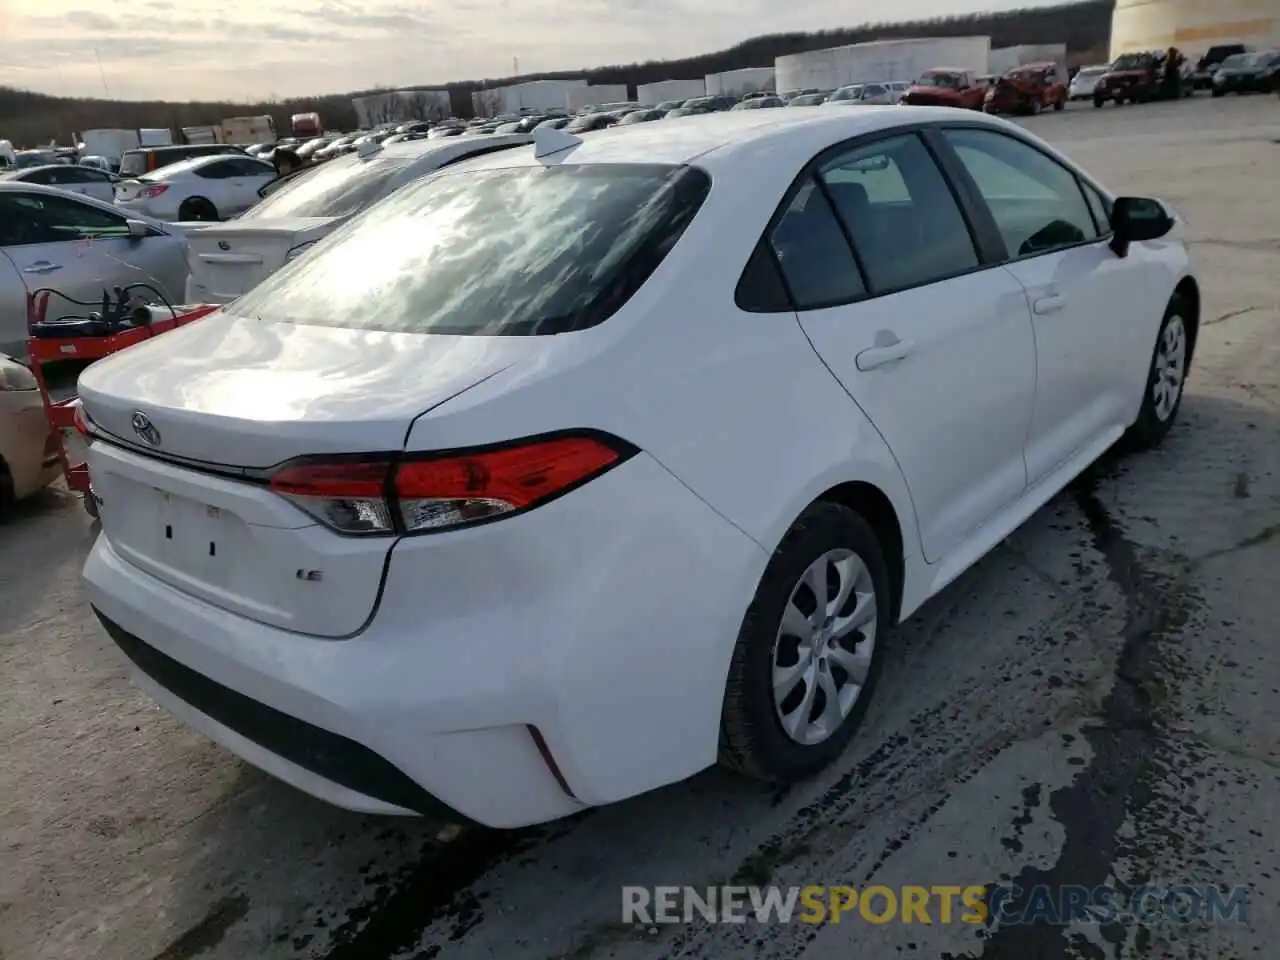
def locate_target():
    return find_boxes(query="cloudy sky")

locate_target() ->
[0,0,1055,101]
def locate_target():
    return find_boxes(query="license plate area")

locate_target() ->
[112,484,246,589]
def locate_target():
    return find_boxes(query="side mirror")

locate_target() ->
[125,219,152,241]
[1109,196,1173,257]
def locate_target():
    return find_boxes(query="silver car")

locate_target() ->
[0,183,189,357]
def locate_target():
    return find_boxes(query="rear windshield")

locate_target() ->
[227,163,711,336]
[243,156,411,219]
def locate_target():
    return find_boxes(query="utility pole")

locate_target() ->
[513,56,519,75]
[94,48,111,98]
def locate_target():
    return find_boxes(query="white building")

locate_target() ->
[1111,0,1280,56]
[988,44,1068,74]
[704,67,776,97]
[352,89,451,128]
[636,79,707,105]
[774,37,991,93]
[567,84,631,111]
[471,79,587,117]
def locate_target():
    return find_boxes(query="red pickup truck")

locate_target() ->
[901,69,987,109]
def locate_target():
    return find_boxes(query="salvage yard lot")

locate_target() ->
[3,95,1279,960]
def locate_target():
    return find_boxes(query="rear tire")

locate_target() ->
[178,197,220,221]
[1125,294,1192,451]
[719,502,891,783]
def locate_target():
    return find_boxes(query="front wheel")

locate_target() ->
[719,502,890,783]
[1093,95,1105,108]
[1125,295,1192,450]
[1053,97,1065,111]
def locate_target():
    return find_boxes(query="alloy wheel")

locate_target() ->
[771,548,877,746]
[1152,313,1187,421]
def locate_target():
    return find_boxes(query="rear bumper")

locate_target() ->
[83,451,769,827]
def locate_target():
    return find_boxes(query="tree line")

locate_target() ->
[0,0,1113,145]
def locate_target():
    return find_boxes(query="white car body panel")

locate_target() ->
[80,107,1196,826]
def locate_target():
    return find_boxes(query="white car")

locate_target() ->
[79,109,1196,828]
[1069,64,1111,100]
[823,83,899,106]
[184,134,535,304]
[0,164,117,203]
[114,154,276,222]
[0,183,191,358]
[0,354,59,510]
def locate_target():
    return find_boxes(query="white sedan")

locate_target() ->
[0,355,58,510]
[0,164,117,203]
[114,154,276,222]
[77,108,1196,828]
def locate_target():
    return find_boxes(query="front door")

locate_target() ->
[770,131,1037,563]
[937,126,1149,484]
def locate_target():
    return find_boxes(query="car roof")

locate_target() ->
[144,153,269,179]
[450,106,1010,177]
[377,132,534,164]
[2,164,69,178]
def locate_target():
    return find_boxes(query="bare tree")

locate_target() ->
[403,91,450,121]
[472,88,504,118]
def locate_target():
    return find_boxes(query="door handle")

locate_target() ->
[22,261,61,275]
[855,338,915,371]
[1033,295,1065,314]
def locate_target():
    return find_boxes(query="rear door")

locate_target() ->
[935,126,1148,485]
[199,157,276,216]
[776,131,1036,563]
[51,166,116,203]
[0,191,184,314]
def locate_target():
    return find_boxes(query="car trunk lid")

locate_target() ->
[79,312,538,636]
[186,218,338,301]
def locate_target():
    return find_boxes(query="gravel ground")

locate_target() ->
[2,94,1279,960]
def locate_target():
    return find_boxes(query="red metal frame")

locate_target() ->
[25,291,220,496]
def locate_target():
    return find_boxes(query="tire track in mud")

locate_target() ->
[950,470,1201,960]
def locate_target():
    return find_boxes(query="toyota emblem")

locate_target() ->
[218,240,231,251]
[131,411,161,447]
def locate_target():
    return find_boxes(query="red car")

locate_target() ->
[983,62,1070,115]
[901,69,987,109]
[1093,51,1168,105]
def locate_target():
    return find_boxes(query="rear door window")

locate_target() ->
[227,163,711,336]
[818,133,979,293]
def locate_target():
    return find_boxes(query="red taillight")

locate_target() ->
[138,184,168,199]
[267,432,636,536]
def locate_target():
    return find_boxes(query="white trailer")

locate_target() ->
[988,44,1068,74]
[138,128,173,147]
[472,79,586,117]
[704,67,776,97]
[352,89,451,128]
[181,125,222,145]
[78,129,140,167]
[636,78,707,105]
[567,84,630,111]
[220,115,275,145]
[774,36,991,93]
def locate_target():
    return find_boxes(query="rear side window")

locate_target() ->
[244,157,410,219]
[767,180,866,308]
[227,163,711,336]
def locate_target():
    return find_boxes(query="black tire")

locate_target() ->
[178,197,220,221]
[1053,97,1065,111]
[1125,294,1192,451]
[83,491,99,520]
[1093,96,1105,108]
[1211,88,1224,98]
[719,502,891,783]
